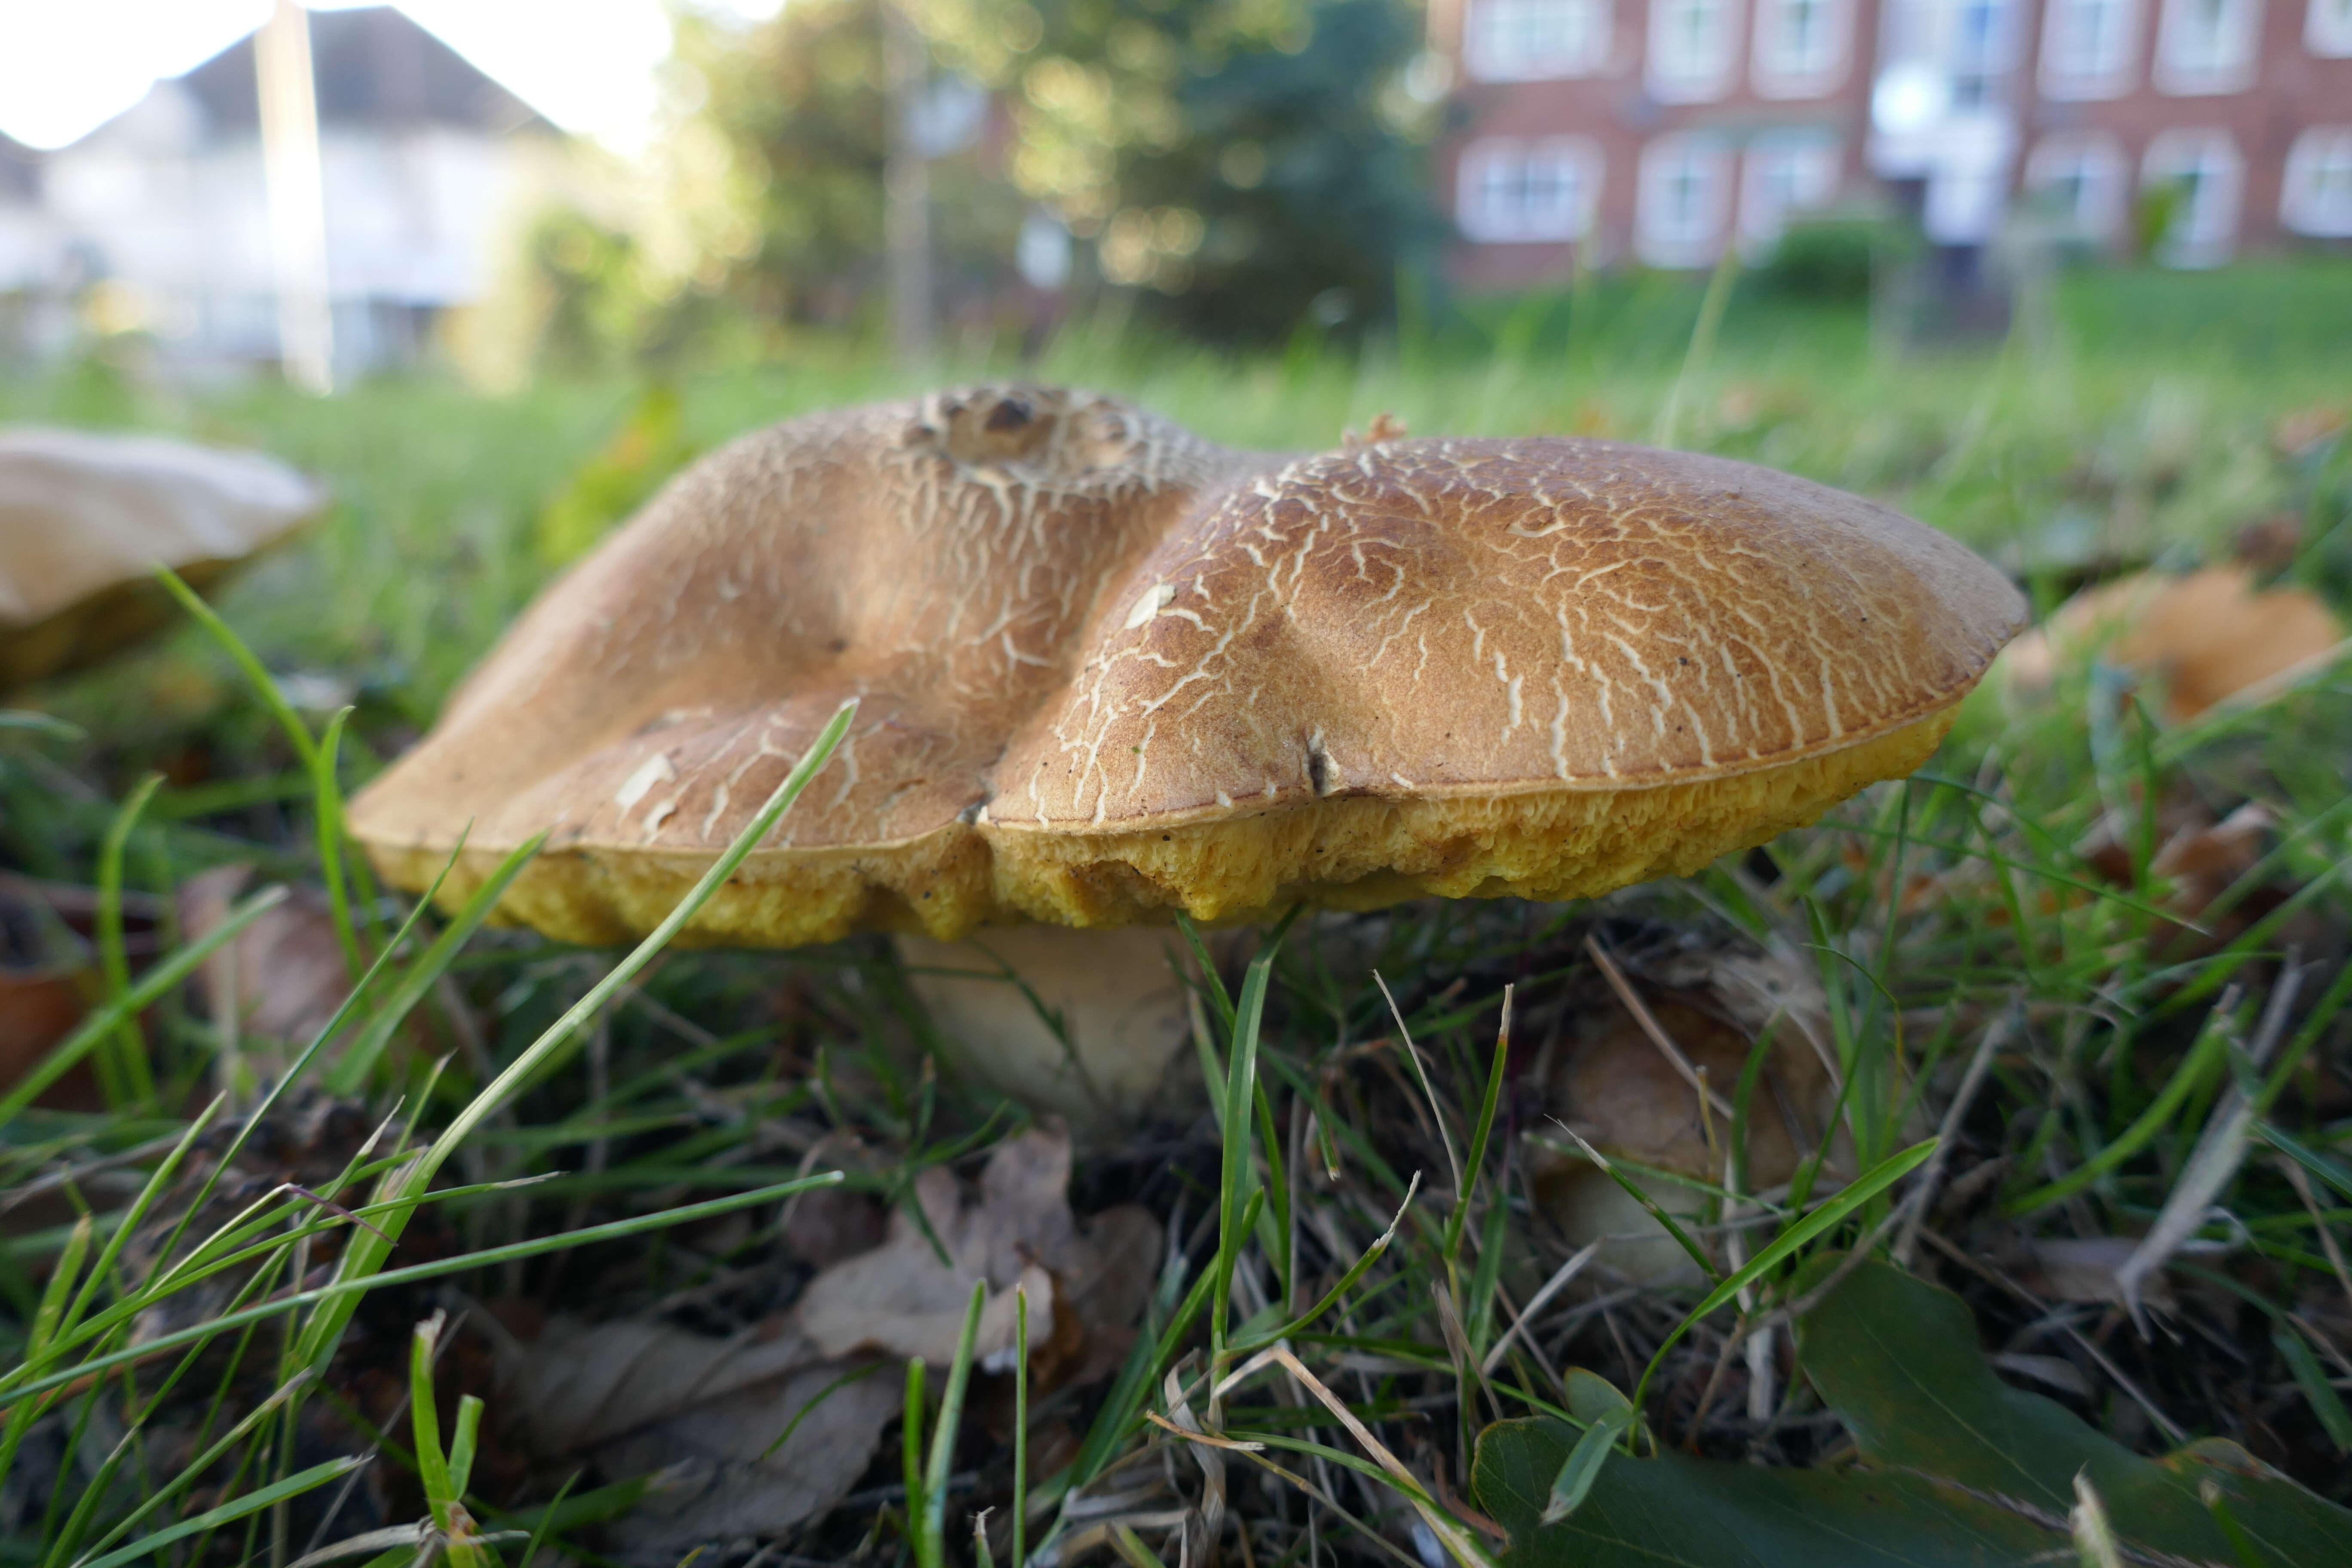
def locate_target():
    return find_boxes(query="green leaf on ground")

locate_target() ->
[1473,1259,2352,1568]
[1797,1258,2352,1567]
[1478,1421,2055,1565]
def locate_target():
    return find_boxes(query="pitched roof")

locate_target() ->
[175,5,545,138]
[0,133,40,202]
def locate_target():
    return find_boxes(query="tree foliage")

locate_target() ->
[680,0,1442,342]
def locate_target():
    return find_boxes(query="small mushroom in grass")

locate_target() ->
[348,384,2024,1126]
[1531,935,1852,1282]
[0,427,325,687]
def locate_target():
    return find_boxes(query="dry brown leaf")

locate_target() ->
[2271,404,2346,459]
[502,1315,825,1453]
[178,866,374,1085]
[2078,797,2295,956]
[1,875,148,1112]
[1532,937,1867,1282]
[797,1127,1161,1373]
[496,1313,898,1558]
[1341,412,1409,447]
[780,1185,889,1269]
[2002,565,2346,721]
[495,1126,1161,1556]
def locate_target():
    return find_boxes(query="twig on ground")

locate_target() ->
[1893,1007,2015,1267]
[2114,963,2304,1326]
[1584,936,1735,1123]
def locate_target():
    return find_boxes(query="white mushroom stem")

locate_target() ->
[894,925,1221,1130]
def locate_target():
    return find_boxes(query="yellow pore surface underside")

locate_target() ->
[375,710,1954,949]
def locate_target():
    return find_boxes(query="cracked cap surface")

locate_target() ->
[346,384,2027,946]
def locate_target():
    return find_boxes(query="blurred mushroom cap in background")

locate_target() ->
[0,426,327,689]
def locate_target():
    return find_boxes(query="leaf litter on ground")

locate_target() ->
[1474,1259,2352,1568]
[489,1126,1161,1557]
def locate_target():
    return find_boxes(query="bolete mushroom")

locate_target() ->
[0,426,326,687]
[347,384,2024,1123]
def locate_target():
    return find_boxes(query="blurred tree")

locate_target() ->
[675,0,1441,343]
[677,0,1021,331]
[525,208,649,375]
[918,0,1444,339]
[520,204,736,374]
[1106,0,1446,339]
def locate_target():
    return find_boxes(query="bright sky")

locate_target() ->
[0,0,781,155]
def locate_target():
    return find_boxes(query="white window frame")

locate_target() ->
[2281,127,2352,235]
[1648,0,1743,102]
[1457,136,1606,243]
[1636,132,1735,264]
[2038,0,2143,98]
[2023,132,2130,238]
[2141,129,2243,264]
[1751,0,1853,95]
[1738,131,1841,247]
[2153,0,2262,92]
[2308,0,2352,54]
[1946,0,2024,107]
[1464,0,1615,81]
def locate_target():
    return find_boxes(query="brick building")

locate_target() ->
[1438,0,2352,284]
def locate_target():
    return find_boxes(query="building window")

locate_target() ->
[2039,0,2142,97]
[1948,0,2022,106]
[2141,129,2242,264]
[1739,132,1841,248]
[1648,0,1742,102]
[1752,0,1853,94]
[2308,0,2352,53]
[1458,138,1605,242]
[1636,133,1734,263]
[1464,0,1614,80]
[2282,128,2352,234]
[2023,132,2129,238]
[2153,0,2262,92]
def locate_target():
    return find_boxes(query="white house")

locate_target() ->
[0,7,576,377]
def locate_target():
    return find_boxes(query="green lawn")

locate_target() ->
[3,260,2349,1567]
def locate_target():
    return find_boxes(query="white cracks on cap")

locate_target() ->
[615,752,677,813]
[1123,581,1177,630]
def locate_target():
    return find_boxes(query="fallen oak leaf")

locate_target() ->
[2000,565,2346,722]
[796,1126,1161,1377]
[492,1126,1162,1557]
[495,1313,898,1558]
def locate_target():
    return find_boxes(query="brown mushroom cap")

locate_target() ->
[347,385,2026,947]
[0,427,326,687]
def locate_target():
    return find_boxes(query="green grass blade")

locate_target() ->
[1013,1285,1029,1568]
[2255,1123,2352,1201]
[73,1458,363,1568]
[1633,1136,1939,1413]
[1443,988,1511,1265]
[2007,1017,2227,1215]
[153,566,319,769]
[903,1356,929,1566]
[94,773,163,1107]
[293,699,856,1378]
[1232,1172,1419,1356]
[1540,1406,1630,1523]
[311,705,368,981]
[323,832,541,1094]
[2273,1328,2352,1453]
[55,1370,315,1568]
[923,1280,987,1568]
[2,1174,843,1404]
